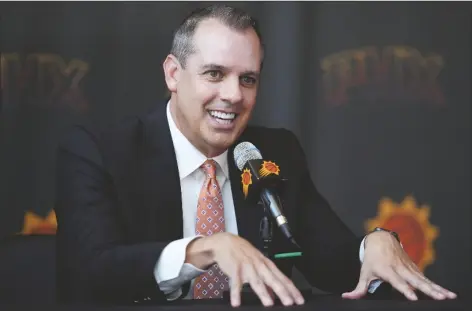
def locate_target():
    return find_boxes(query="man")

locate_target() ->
[55,4,457,307]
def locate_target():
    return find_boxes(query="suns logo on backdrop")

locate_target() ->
[19,209,57,235]
[365,196,438,272]
[1,53,90,112]
[320,45,444,106]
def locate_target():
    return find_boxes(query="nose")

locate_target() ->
[219,76,243,104]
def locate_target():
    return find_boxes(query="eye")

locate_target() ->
[206,70,223,80]
[241,76,257,86]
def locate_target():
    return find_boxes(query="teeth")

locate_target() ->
[214,118,232,125]
[209,110,236,120]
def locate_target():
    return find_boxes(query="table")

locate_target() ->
[1,294,468,311]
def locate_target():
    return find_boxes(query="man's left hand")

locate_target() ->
[342,231,457,301]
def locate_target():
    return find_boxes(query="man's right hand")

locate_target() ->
[185,232,305,307]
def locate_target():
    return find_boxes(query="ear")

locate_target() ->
[163,54,181,93]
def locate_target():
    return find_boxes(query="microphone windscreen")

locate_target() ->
[233,142,262,171]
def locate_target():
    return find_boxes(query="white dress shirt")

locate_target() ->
[153,102,380,301]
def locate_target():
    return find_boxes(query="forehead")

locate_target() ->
[187,19,262,72]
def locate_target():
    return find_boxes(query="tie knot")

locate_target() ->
[201,159,217,179]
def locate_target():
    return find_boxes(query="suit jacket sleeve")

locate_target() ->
[284,129,363,294]
[55,125,177,304]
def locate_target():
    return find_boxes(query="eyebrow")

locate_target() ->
[200,63,260,78]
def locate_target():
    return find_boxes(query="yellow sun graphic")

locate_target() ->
[20,209,57,235]
[241,168,253,198]
[365,196,439,272]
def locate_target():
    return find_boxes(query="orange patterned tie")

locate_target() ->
[193,159,230,299]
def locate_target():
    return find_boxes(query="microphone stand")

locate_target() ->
[259,203,273,258]
[238,203,273,298]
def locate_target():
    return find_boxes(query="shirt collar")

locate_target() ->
[166,101,229,180]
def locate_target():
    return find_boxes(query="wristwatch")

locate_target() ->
[371,227,400,243]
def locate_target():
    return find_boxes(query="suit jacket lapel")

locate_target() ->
[139,103,183,240]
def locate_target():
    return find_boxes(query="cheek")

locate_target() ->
[193,79,218,102]
[241,91,257,113]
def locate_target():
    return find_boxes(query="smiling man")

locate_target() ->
[165,17,259,158]
[55,4,457,307]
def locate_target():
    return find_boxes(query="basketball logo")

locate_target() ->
[365,196,439,272]
[259,161,280,177]
[20,209,57,235]
[241,168,253,198]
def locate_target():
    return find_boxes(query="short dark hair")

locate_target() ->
[170,4,264,68]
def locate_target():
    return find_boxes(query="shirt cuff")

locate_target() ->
[154,236,206,299]
[359,236,367,263]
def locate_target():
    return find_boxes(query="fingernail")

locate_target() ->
[265,300,274,307]
[280,297,292,306]
[409,293,418,300]
[448,292,457,298]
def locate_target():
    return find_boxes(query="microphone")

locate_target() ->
[233,142,299,247]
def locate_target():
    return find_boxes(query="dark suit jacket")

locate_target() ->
[55,102,363,305]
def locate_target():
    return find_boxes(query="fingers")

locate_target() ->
[360,233,457,302]
[234,255,304,307]
[218,236,304,307]
[399,268,444,300]
[263,258,305,305]
[399,267,457,300]
[380,267,418,300]
[429,283,457,299]
[244,263,275,307]
[342,268,371,300]
[266,285,275,301]
[230,266,243,307]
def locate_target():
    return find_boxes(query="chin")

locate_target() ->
[205,134,236,152]
[210,138,234,150]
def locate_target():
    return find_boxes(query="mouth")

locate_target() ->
[207,110,238,125]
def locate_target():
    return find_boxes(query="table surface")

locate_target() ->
[1,294,469,311]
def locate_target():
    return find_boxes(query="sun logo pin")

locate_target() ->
[259,161,280,177]
[241,168,253,198]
